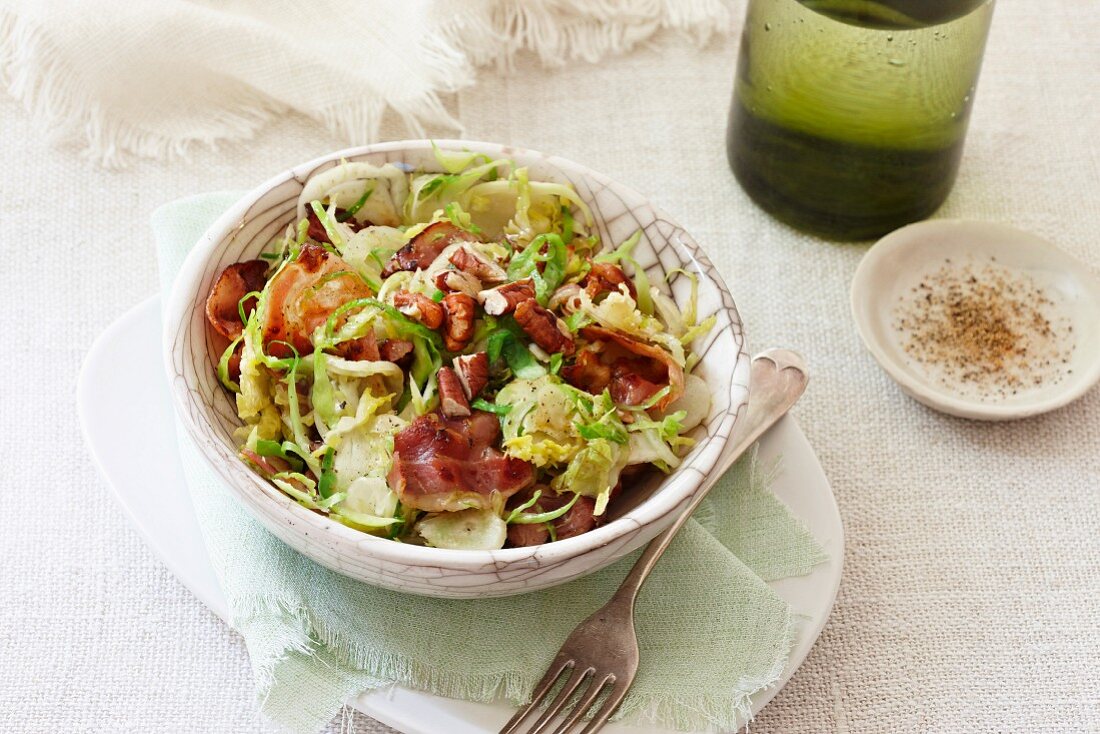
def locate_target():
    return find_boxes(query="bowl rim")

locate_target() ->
[163,138,750,571]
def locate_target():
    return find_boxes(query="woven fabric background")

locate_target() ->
[1,1,1097,731]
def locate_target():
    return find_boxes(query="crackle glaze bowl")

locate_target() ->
[164,140,750,598]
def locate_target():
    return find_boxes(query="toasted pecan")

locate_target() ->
[514,299,575,356]
[441,292,477,352]
[478,279,535,316]
[450,246,507,283]
[453,352,489,400]
[434,268,482,298]
[437,367,472,418]
[392,291,445,329]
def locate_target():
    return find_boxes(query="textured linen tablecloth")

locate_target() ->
[2,2,1098,732]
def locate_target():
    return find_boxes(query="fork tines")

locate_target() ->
[499,654,627,734]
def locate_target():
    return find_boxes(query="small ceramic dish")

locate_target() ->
[851,219,1100,420]
[163,139,751,598]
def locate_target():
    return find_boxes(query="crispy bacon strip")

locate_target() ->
[388,411,534,513]
[261,244,373,358]
[381,222,477,277]
[205,260,268,340]
[305,207,368,244]
[580,326,684,410]
[584,261,636,300]
[560,349,611,395]
[333,331,380,361]
[504,490,608,547]
[379,339,415,366]
[608,366,664,406]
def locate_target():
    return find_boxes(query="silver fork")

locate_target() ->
[498,348,810,734]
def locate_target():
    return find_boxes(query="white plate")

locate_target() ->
[78,296,843,733]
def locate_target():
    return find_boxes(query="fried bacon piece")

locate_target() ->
[560,349,611,395]
[205,260,268,340]
[579,326,684,410]
[305,207,369,244]
[379,339,415,366]
[609,363,665,406]
[381,222,477,277]
[333,331,380,361]
[583,261,636,300]
[514,299,575,356]
[504,490,608,547]
[388,411,534,513]
[260,244,373,358]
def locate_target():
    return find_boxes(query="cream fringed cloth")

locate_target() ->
[0,0,731,166]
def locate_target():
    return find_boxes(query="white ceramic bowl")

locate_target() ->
[164,140,750,598]
[851,219,1100,420]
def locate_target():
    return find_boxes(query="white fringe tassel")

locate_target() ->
[0,0,731,167]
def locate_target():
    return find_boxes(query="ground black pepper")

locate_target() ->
[893,257,1074,399]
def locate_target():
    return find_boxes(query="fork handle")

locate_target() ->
[610,349,809,607]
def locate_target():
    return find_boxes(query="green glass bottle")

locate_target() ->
[727,0,994,240]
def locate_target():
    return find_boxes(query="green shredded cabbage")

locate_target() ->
[509,492,580,525]
[550,438,628,511]
[309,200,345,248]
[317,447,337,498]
[337,184,374,221]
[561,205,574,244]
[432,141,488,175]
[487,328,546,380]
[253,439,305,471]
[471,398,511,415]
[311,349,338,428]
[505,490,542,523]
[217,335,243,393]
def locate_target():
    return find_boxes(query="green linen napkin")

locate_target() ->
[153,193,828,733]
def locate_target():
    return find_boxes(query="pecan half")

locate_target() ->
[450,246,507,283]
[478,279,535,316]
[584,261,637,299]
[434,268,482,298]
[437,367,471,418]
[441,292,477,352]
[514,299,575,356]
[453,352,489,400]
[392,291,444,329]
